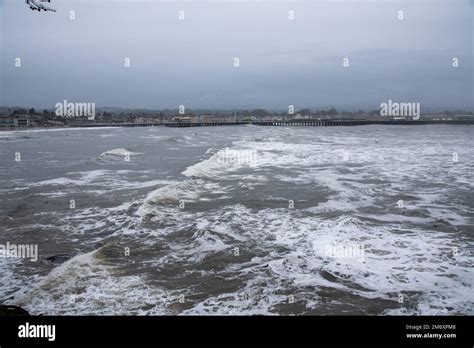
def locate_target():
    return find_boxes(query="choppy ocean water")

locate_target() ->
[0,125,472,315]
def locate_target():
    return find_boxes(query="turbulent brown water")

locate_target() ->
[0,125,473,315]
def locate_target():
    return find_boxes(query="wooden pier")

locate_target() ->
[254,119,474,126]
[71,119,474,128]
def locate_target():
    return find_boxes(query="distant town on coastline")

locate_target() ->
[0,106,473,128]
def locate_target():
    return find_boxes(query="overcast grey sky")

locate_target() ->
[0,0,472,110]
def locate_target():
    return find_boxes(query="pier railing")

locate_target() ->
[70,119,474,128]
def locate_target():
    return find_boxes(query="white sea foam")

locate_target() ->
[137,179,229,218]
[178,204,474,315]
[132,132,473,314]
[100,148,142,157]
[182,150,252,178]
[12,249,175,315]
[3,125,472,315]
[32,170,170,192]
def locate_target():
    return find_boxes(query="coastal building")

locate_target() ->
[198,115,216,123]
[0,115,31,127]
[0,115,15,127]
[15,115,31,126]
[172,116,198,123]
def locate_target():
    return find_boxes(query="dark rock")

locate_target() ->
[44,253,71,264]
[0,305,29,316]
